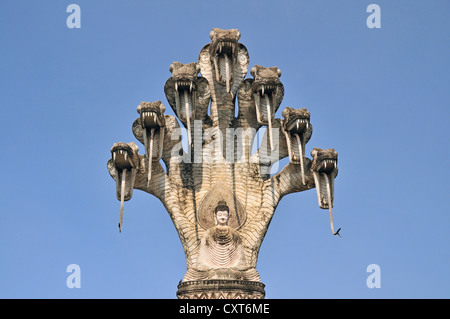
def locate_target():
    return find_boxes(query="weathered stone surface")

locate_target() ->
[177,280,265,299]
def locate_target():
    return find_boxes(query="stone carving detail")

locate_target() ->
[107,142,140,232]
[164,62,211,145]
[197,184,246,230]
[107,28,339,298]
[281,107,313,185]
[177,280,265,299]
[184,200,260,282]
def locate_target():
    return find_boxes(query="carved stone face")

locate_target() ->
[215,210,229,226]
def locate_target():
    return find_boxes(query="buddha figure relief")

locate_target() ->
[183,201,261,282]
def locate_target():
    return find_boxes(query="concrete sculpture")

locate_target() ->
[107,28,339,298]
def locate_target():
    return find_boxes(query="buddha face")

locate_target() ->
[215,210,229,226]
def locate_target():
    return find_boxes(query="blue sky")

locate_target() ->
[0,0,448,298]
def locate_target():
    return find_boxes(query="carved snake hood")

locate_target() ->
[281,107,313,185]
[107,141,140,231]
[198,28,249,128]
[236,64,284,151]
[164,62,211,145]
[311,147,339,235]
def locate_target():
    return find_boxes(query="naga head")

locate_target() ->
[133,101,167,186]
[109,141,140,201]
[207,28,245,93]
[169,62,201,89]
[165,62,201,124]
[311,148,338,174]
[311,147,338,210]
[251,65,284,124]
[110,142,140,174]
[250,65,284,150]
[108,142,140,232]
[209,28,241,56]
[164,62,210,146]
[137,100,166,130]
[281,107,313,185]
[282,107,311,138]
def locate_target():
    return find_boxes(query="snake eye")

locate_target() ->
[250,66,256,77]
[277,69,282,78]
[169,63,174,73]
[236,30,241,40]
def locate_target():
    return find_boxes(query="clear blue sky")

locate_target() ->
[0,0,448,298]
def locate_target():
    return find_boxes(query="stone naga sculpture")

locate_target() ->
[164,62,211,146]
[107,28,339,298]
[135,101,166,186]
[107,142,140,232]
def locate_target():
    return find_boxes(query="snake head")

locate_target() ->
[209,28,241,62]
[108,142,140,201]
[250,65,284,125]
[311,148,338,174]
[137,100,166,129]
[134,101,168,185]
[164,61,210,125]
[208,28,244,93]
[165,62,200,124]
[169,62,201,87]
[110,142,140,172]
[311,147,338,209]
[248,65,284,150]
[281,107,313,164]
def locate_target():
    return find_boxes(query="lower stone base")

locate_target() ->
[176,280,265,299]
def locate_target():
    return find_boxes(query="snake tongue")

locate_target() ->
[184,90,192,146]
[265,94,274,150]
[324,173,335,235]
[312,162,337,236]
[294,133,305,185]
[147,128,155,187]
[119,168,126,232]
[225,53,230,92]
[213,48,233,91]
